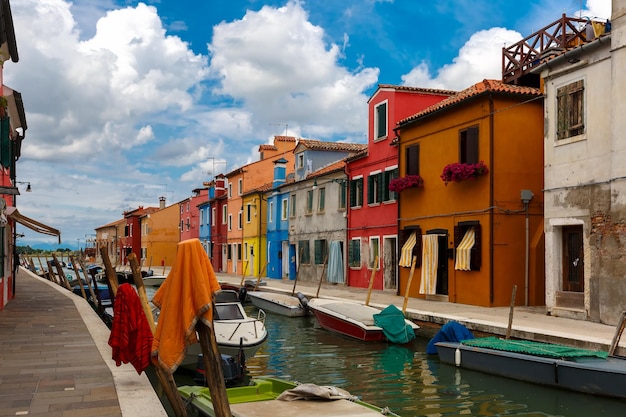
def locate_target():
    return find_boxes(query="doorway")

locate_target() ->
[383,237,397,290]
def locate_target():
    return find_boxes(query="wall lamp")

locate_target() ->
[16,181,31,192]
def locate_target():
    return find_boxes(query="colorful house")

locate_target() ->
[140,197,179,269]
[265,158,292,280]
[346,85,455,291]
[179,186,209,242]
[210,175,228,272]
[531,10,623,324]
[198,184,212,258]
[395,79,545,307]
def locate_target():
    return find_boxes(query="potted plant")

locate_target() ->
[440,161,489,185]
[388,174,424,193]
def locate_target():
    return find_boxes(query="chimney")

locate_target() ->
[159,196,166,209]
[273,158,288,188]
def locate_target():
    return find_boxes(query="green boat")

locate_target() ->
[178,377,400,417]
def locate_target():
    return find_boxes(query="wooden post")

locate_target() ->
[127,253,189,417]
[197,321,232,417]
[51,254,72,290]
[253,262,268,291]
[74,257,99,305]
[609,311,626,356]
[315,254,329,298]
[291,249,304,296]
[100,247,119,297]
[505,285,517,340]
[162,257,167,275]
[402,256,417,314]
[240,261,249,287]
[69,255,88,301]
[364,256,379,306]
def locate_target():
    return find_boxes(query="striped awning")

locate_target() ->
[454,227,475,271]
[419,234,439,295]
[398,231,416,267]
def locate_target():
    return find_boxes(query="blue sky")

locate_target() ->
[7,0,611,249]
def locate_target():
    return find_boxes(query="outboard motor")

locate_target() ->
[195,353,244,386]
[238,286,248,304]
[296,292,310,315]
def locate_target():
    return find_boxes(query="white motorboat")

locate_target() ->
[247,291,309,317]
[182,290,268,368]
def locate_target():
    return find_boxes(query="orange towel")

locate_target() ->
[151,238,221,372]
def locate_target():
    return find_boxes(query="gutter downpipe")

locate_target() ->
[489,95,495,305]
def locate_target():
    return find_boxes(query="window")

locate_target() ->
[318,187,325,212]
[557,80,585,140]
[298,240,310,264]
[375,101,388,140]
[297,153,304,168]
[281,199,288,220]
[268,201,274,223]
[237,243,242,261]
[179,220,183,231]
[348,239,361,268]
[186,217,190,231]
[454,222,482,271]
[246,204,252,223]
[228,214,232,231]
[369,237,380,269]
[227,244,232,260]
[367,172,382,205]
[290,194,296,217]
[383,168,398,202]
[186,202,190,212]
[406,144,419,176]
[228,182,232,198]
[238,178,243,195]
[222,205,227,224]
[306,190,314,214]
[314,239,327,265]
[459,126,479,164]
[244,242,248,261]
[350,177,364,208]
[212,207,216,226]
[339,182,347,209]
[199,209,204,225]
[238,210,242,230]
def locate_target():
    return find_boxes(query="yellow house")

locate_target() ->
[395,80,545,307]
[242,185,270,278]
[141,199,179,269]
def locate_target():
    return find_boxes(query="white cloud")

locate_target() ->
[401,27,523,91]
[207,0,378,137]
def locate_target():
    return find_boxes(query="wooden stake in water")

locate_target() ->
[402,256,417,314]
[506,285,517,340]
[365,256,379,306]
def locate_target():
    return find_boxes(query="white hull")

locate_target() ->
[248,291,307,317]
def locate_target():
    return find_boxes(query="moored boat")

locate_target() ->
[307,297,418,343]
[247,291,309,317]
[435,337,626,399]
[178,377,400,417]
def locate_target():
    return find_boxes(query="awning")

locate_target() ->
[398,231,416,267]
[454,227,475,271]
[419,234,439,295]
[5,206,61,243]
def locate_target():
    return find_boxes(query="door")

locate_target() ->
[281,241,289,279]
[562,225,584,292]
[383,237,397,290]
[221,244,227,273]
[289,244,297,280]
[435,234,448,295]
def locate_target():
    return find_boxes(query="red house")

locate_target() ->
[209,175,228,272]
[346,85,455,290]
[179,186,209,242]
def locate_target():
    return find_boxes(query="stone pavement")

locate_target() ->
[0,268,167,417]
[216,273,626,355]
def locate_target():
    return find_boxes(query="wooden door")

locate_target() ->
[562,225,584,292]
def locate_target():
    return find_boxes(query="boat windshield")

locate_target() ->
[215,304,244,320]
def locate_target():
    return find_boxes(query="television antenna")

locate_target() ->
[270,123,289,136]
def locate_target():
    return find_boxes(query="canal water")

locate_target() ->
[155,303,625,417]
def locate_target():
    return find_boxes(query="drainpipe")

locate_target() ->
[489,95,495,305]
[521,190,534,306]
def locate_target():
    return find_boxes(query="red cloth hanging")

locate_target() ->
[108,283,153,374]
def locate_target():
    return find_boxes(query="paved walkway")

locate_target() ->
[0,268,167,417]
[217,273,626,354]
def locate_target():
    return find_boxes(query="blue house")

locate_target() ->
[198,184,214,258]
[266,158,294,279]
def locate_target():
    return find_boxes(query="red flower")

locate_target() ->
[388,175,424,193]
[440,161,489,185]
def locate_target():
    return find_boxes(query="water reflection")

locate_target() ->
[147,300,625,417]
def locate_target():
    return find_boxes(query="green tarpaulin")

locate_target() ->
[373,304,416,344]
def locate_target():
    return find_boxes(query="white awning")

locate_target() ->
[455,227,476,271]
[399,231,416,267]
[6,207,61,243]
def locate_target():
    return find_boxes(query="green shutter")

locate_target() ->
[0,117,11,168]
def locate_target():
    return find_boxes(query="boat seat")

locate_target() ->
[214,290,241,304]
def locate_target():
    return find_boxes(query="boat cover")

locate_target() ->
[462,337,608,359]
[426,320,475,354]
[373,304,416,344]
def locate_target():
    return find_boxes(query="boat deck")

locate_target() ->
[230,398,386,417]
[314,300,378,326]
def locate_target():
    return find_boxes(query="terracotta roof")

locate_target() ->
[397,79,542,127]
[259,144,277,151]
[296,139,367,153]
[307,160,346,179]
[275,135,297,142]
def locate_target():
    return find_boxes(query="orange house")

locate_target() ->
[395,80,545,307]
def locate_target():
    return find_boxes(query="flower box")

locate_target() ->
[440,161,489,185]
[388,175,424,193]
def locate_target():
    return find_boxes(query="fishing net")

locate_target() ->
[462,337,608,359]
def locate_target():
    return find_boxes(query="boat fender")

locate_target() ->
[455,348,461,366]
[296,292,310,314]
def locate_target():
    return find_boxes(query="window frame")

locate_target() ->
[459,126,479,164]
[298,240,311,264]
[349,176,364,208]
[281,198,288,221]
[314,239,327,265]
[317,187,325,212]
[557,79,585,141]
[374,100,388,141]
[348,238,361,268]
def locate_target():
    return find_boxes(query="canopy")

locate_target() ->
[6,206,61,243]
